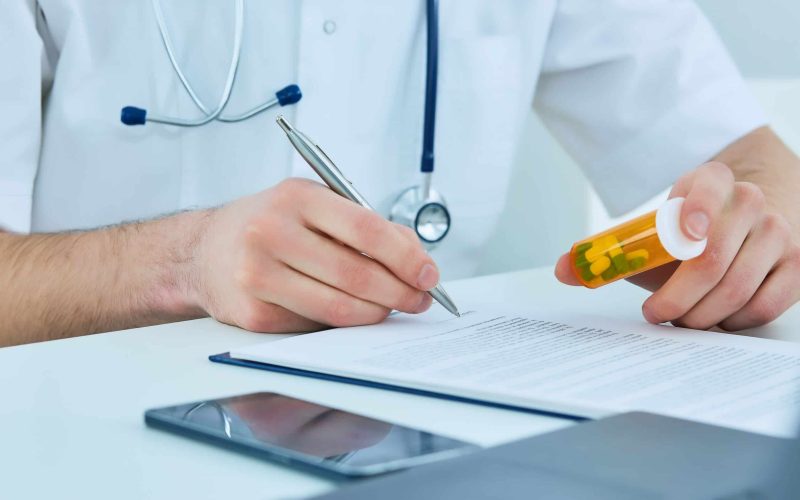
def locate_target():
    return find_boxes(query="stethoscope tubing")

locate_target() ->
[421,0,438,175]
[146,0,244,126]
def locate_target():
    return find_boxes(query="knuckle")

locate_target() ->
[241,222,262,248]
[259,220,281,246]
[235,251,278,294]
[233,268,252,289]
[702,161,734,181]
[402,246,422,269]
[675,317,710,331]
[235,266,265,293]
[397,287,425,311]
[651,297,687,322]
[277,177,307,194]
[721,277,755,311]
[233,255,261,291]
[401,240,428,268]
[786,248,800,269]
[272,178,310,207]
[396,224,419,242]
[239,302,279,332]
[761,213,791,244]
[696,247,728,280]
[242,218,281,251]
[404,249,431,284]
[734,182,766,210]
[248,214,289,256]
[339,261,374,295]
[323,297,358,327]
[369,306,392,324]
[353,212,388,248]
[749,298,782,326]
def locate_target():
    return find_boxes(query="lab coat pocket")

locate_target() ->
[436,35,526,219]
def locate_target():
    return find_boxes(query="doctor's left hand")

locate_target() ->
[555,161,800,331]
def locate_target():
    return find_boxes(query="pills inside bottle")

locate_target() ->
[569,197,707,288]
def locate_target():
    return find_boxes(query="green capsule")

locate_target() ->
[612,254,629,273]
[580,266,595,282]
[575,242,592,253]
[629,257,647,270]
[575,253,590,267]
[601,267,618,281]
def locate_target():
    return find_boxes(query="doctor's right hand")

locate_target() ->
[188,178,436,333]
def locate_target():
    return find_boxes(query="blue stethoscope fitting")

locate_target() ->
[122,0,450,248]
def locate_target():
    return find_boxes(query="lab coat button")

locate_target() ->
[323,20,336,35]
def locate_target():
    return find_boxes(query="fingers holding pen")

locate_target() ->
[239,179,433,318]
[301,183,441,292]
[269,220,433,314]
[203,177,443,332]
[238,249,392,328]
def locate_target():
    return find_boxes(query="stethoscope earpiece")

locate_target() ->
[120,106,147,126]
[275,85,302,106]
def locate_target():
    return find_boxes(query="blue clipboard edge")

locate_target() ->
[209,352,588,423]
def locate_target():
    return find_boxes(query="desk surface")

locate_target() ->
[3,267,800,500]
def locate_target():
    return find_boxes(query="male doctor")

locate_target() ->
[2,0,800,346]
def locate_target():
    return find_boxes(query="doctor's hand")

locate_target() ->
[190,178,436,333]
[555,161,800,331]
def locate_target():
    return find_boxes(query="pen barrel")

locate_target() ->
[286,130,374,210]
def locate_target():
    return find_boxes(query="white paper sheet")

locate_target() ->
[230,305,800,437]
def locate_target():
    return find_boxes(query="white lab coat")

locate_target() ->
[1,0,764,279]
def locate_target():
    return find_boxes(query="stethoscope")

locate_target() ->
[121,0,451,247]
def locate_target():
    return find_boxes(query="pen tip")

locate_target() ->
[276,115,292,133]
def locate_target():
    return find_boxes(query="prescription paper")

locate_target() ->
[230,305,800,437]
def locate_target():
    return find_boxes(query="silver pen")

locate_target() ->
[276,115,461,318]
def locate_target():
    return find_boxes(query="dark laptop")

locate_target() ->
[313,412,799,500]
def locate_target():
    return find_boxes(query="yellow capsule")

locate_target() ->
[589,256,611,275]
[625,249,650,261]
[604,235,622,257]
[585,242,606,262]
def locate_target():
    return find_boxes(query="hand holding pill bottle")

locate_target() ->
[570,197,707,288]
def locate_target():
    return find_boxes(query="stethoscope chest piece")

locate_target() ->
[390,185,451,249]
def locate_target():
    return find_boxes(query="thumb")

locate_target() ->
[554,253,582,286]
[673,162,734,241]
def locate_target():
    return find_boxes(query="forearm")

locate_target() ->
[713,126,800,234]
[0,211,211,347]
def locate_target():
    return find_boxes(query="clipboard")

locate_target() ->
[209,352,587,422]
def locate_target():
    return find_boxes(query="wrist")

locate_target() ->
[147,209,216,320]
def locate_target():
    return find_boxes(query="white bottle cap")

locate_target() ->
[655,197,707,261]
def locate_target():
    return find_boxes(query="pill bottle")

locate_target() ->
[570,197,707,288]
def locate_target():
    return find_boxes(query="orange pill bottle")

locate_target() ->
[570,197,707,288]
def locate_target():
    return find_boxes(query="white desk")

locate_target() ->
[3,267,799,499]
